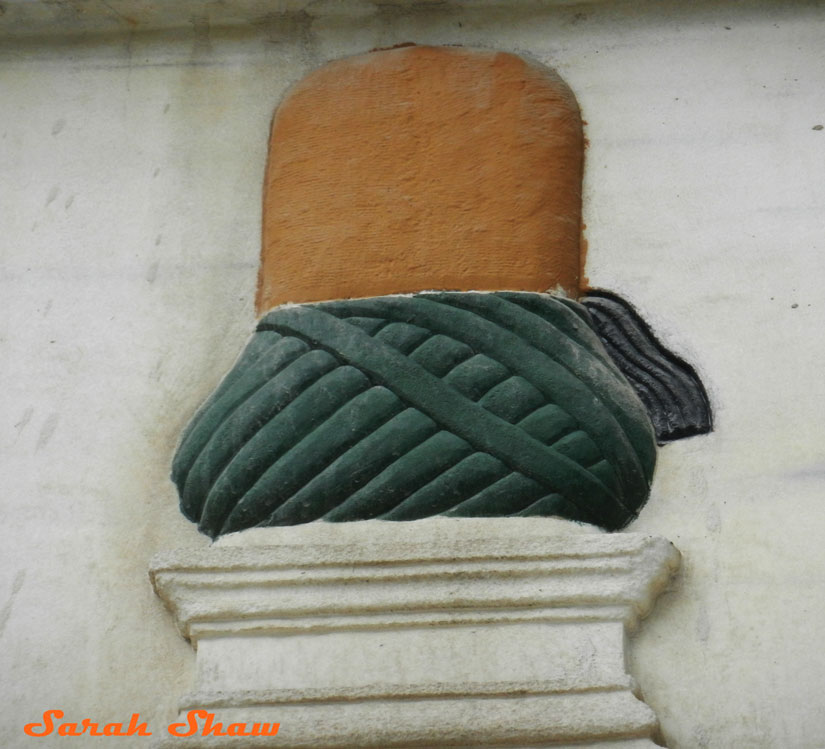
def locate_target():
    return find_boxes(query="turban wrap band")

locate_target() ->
[172,291,660,537]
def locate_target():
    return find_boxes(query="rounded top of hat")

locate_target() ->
[258,44,585,312]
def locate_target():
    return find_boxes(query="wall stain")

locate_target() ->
[51,118,66,136]
[705,502,721,534]
[0,571,26,639]
[150,357,165,382]
[191,15,212,56]
[13,407,33,437]
[99,0,138,29]
[693,725,711,749]
[147,261,160,283]
[783,463,825,480]
[36,413,60,451]
[252,10,318,65]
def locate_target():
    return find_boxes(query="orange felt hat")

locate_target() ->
[257,45,584,313]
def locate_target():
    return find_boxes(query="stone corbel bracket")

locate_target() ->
[150,518,680,748]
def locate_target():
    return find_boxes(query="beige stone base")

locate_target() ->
[150,518,679,748]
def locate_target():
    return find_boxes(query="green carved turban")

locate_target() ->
[170,291,702,538]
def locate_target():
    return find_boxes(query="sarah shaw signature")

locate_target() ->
[24,709,280,738]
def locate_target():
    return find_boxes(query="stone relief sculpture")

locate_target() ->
[171,44,711,538]
[153,45,711,747]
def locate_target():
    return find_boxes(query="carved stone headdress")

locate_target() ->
[171,45,711,537]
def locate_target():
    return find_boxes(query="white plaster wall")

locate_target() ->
[1,1,824,746]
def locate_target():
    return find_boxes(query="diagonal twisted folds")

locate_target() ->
[172,292,657,537]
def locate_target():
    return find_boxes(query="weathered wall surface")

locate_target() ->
[1,1,824,746]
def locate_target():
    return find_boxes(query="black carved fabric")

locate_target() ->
[582,291,713,443]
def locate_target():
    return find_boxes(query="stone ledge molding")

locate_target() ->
[0,1,615,41]
[150,518,679,748]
